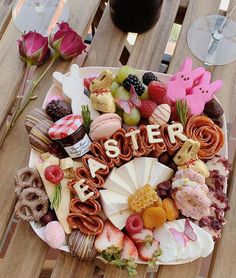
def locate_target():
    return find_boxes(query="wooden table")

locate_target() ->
[0,1,236,277]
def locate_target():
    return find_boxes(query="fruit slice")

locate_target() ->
[130,228,153,247]
[149,160,174,188]
[138,240,161,262]
[143,207,167,229]
[162,198,179,221]
[121,235,138,260]
[118,160,139,191]
[125,214,143,235]
[134,157,155,187]
[95,221,124,253]
[104,168,133,196]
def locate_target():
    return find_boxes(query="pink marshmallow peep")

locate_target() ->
[186,71,223,116]
[44,221,65,249]
[167,57,205,101]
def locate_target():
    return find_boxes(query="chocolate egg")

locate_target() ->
[44,221,65,249]
[203,99,224,118]
[149,104,171,126]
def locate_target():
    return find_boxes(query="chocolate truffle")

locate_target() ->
[46,99,72,121]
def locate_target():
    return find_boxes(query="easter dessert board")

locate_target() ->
[14,58,230,274]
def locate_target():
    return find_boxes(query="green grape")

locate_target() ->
[115,86,130,100]
[116,107,124,118]
[110,81,119,97]
[139,84,149,100]
[123,108,141,126]
[117,65,135,83]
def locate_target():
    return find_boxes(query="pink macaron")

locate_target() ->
[89,113,122,141]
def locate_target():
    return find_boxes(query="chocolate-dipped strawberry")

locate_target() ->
[46,99,72,121]
[203,99,224,118]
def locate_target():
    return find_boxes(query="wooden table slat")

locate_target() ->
[128,0,180,71]
[83,5,128,67]
[0,0,101,241]
[157,259,201,278]
[168,0,222,73]
[0,0,15,38]
[0,221,48,278]
[50,253,96,278]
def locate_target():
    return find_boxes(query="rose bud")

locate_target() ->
[49,22,86,59]
[17,31,50,66]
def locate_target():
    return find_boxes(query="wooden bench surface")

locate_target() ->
[0,0,235,277]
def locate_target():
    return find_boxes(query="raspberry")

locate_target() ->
[123,74,145,96]
[139,100,157,118]
[142,72,158,86]
[126,214,143,234]
[45,165,64,184]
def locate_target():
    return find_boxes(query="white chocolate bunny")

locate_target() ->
[186,71,223,116]
[167,57,205,101]
[53,64,100,120]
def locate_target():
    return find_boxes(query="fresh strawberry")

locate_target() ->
[130,228,153,247]
[137,240,162,262]
[84,77,96,90]
[121,235,138,261]
[126,214,143,235]
[170,102,179,121]
[148,81,171,105]
[139,100,157,118]
[95,221,124,254]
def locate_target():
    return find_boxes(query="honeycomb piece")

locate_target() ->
[128,185,159,213]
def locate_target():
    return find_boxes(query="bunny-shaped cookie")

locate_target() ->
[186,71,223,116]
[53,64,100,120]
[167,57,205,101]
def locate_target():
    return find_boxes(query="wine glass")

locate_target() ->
[12,0,69,35]
[187,5,236,66]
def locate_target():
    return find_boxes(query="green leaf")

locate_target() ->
[81,105,92,133]
[50,184,61,210]
[176,99,190,127]
[111,258,137,276]
[101,246,121,262]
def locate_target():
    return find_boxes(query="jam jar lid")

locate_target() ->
[48,114,83,140]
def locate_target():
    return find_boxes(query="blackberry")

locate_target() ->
[123,74,145,96]
[142,72,158,86]
[46,100,72,121]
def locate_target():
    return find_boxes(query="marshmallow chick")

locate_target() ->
[44,221,65,249]
[153,219,214,263]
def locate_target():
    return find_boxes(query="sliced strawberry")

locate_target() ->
[84,77,96,90]
[139,100,157,118]
[121,235,138,261]
[95,221,124,253]
[137,240,161,262]
[130,228,153,247]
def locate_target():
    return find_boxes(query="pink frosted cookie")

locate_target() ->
[44,221,65,249]
[173,169,205,185]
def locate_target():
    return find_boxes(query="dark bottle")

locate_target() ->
[110,0,163,33]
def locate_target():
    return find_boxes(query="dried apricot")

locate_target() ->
[142,207,167,229]
[162,198,179,221]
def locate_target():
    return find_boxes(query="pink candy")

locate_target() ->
[44,221,65,249]
[166,57,223,116]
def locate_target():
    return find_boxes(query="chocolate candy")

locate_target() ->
[46,99,72,121]
[203,99,224,118]
[25,108,53,134]
[29,120,53,153]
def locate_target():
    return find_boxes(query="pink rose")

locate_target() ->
[17,31,50,65]
[49,22,86,59]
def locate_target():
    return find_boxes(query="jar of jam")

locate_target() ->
[48,114,91,158]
